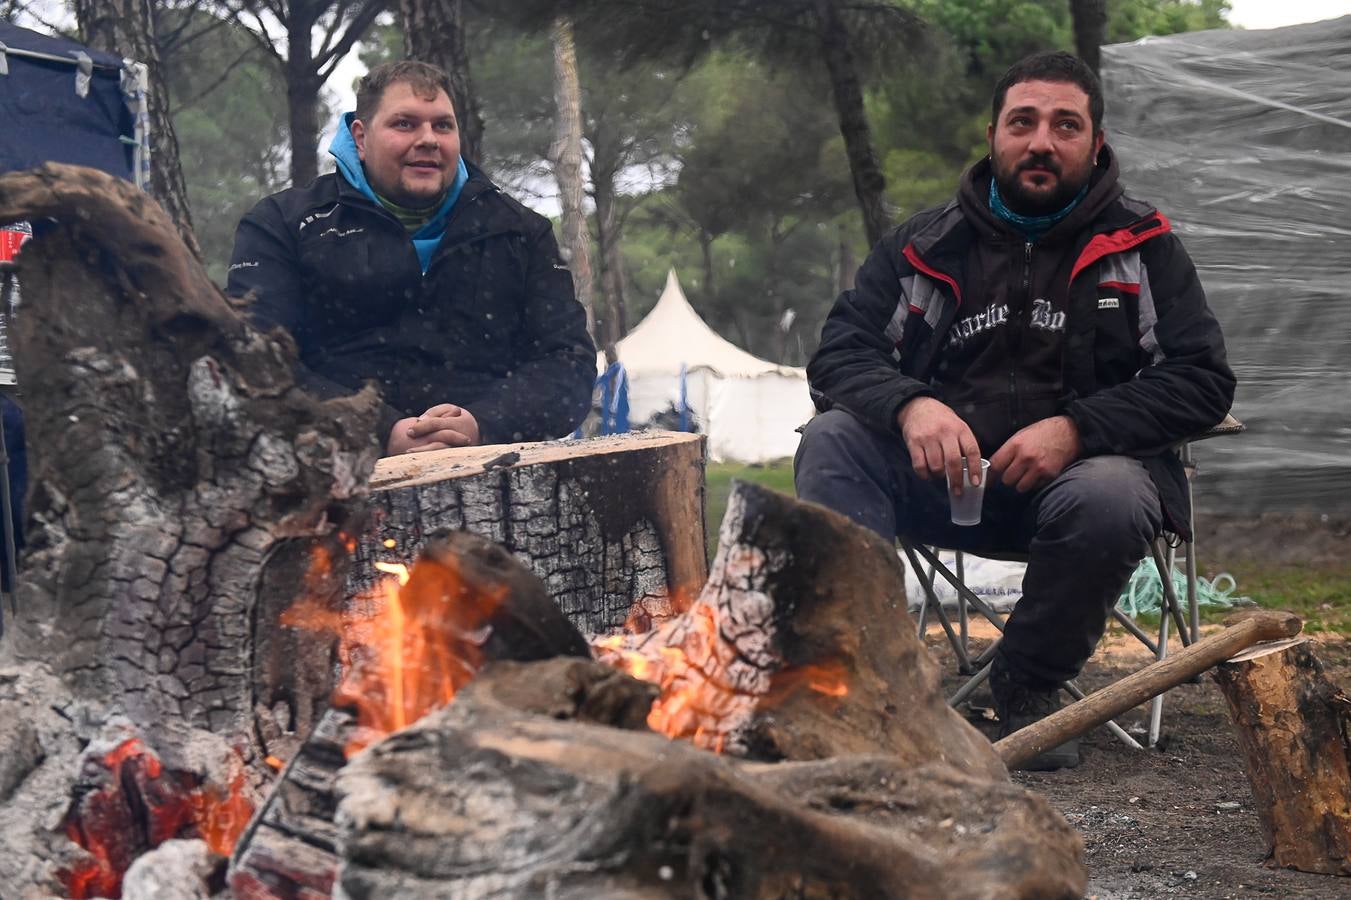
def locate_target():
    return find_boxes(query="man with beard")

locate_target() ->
[228,61,595,454]
[794,52,1234,769]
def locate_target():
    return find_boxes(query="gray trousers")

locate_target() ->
[794,409,1163,688]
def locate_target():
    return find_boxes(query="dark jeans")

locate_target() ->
[794,409,1162,688]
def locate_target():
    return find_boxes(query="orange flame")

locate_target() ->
[283,547,505,757]
[596,598,850,753]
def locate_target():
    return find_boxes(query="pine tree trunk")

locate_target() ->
[592,174,628,361]
[400,0,485,164]
[1070,0,1109,75]
[812,0,891,245]
[549,17,596,338]
[74,0,201,259]
[286,38,323,189]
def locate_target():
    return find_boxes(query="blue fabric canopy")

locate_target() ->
[0,22,136,179]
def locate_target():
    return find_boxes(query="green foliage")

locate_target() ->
[162,9,288,283]
[705,461,796,558]
[1212,561,1351,636]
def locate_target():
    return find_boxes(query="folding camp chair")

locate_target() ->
[906,413,1245,749]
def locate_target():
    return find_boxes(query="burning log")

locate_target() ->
[1213,637,1351,875]
[355,430,707,637]
[330,656,1086,898]
[230,531,596,896]
[598,480,1005,777]
[0,163,379,895]
[233,484,1073,897]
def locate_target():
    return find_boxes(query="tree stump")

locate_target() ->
[354,431,707,637]
[1213,637,1351,875]
[0,163,379,895]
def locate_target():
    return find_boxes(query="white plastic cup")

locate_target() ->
[947,458,990,526]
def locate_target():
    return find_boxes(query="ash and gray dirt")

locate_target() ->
[933,633,1351,900]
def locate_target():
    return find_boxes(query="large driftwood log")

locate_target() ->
[0,164,380,895]
[0,163,380,746]
[355,432,707,637]
[331,657,1086,899]
[1213,637,1351,875]
[598,480,1005,778]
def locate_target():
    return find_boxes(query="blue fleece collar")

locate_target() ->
[988,177,1088,244]
[329,111,469,272]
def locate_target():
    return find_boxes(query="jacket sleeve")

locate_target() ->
[1065,234,1236,455]
[806,230,935,435]
[226,197,407,441]
[468,218,597,444]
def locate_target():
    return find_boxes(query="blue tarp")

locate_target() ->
[0,22,136,180]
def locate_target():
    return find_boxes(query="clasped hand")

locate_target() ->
[897,397,1082,494]
[387,403,481,455]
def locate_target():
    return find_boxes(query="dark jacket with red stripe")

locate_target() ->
[807,146,1235,537]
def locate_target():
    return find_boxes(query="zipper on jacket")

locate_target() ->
[1009,241,1032,431]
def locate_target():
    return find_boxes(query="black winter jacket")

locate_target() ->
[227,165,596,446]
[808,147,1235,538]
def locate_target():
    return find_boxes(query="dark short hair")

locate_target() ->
[355,61,455,124]
[992,51,1104,133]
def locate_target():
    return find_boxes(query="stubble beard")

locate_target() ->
[993,152,1093,217]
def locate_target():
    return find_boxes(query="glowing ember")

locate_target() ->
[283,550,505,756]
[61,738,255,899]
[595,602,849,753]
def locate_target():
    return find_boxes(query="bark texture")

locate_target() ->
[74,0,201,258]
[329,657,1085,899]
[0,163,381,749]
[1213,638,1351,875]
[601,480,1005,776]
[353,432,708,637]
[549,15,597,337]
[400,0,485,164]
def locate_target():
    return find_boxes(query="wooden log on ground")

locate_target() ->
[355,431,707,637]
[1213,637,1351,875]
[993,610,1302,769]
[330,657,1086,899]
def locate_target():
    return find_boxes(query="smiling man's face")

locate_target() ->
[987,79,1104,217]
[351,81,460,209]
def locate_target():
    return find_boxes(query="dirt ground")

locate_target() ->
[927,623,1351,899]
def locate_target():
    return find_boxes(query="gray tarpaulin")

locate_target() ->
[1102,16,1351,516]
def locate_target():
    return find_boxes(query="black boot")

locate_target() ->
[990,652,1081,771]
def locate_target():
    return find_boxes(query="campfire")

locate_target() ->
[0,165,1085,899]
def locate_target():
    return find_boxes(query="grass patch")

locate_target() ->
[705,460,795,558]
[1208,561,1351,635]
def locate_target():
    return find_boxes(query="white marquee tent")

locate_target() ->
[605,270,816,463]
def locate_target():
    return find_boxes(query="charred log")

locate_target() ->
[0,163,381,895]
[0,162,380,748]
[599,480,1004,777]
[231,533,598,895]
[329,657,1085,899]
[354,431,707,637]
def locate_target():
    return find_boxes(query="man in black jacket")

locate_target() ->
[795,52,1235,769]
[228,61,595,454]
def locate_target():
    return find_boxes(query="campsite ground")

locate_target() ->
[707,461,1351,899]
